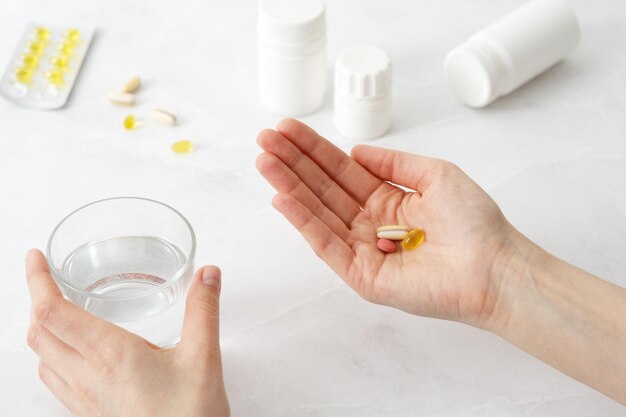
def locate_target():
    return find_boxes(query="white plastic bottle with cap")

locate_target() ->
[257,0,327,116]
[334,45,392,140]
[444,0,580,108]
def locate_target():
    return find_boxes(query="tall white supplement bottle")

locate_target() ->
[258,0,327,116]
[444,0,580,108]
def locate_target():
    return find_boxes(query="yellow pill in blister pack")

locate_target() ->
[63,29,81,43]
[28,41,47,56]
[50,55,70,70]
[45,69,65,86]
[57,43,75,56]
[34,27,50,41]
[123,115,136,130]
[21,54,39,70]
[401,228,425,251]
[171,140,194,154]
[15,67,33,84]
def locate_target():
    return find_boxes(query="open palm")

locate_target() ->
[257,119,515,328]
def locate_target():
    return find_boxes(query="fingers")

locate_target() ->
[257,128,362,225]
[256,152,350,240]
[276,118,384,205]
[38,362,83,416]
[28,324,84,378]
[272,194,355,280]
[351,145,443,194]
[178,266,222,367]
[26,250,129,358]
[25,249,63,311]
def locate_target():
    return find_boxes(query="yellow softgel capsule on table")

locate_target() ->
[45,70,65,86]
[123,115,136,130]
[21,54,39,70]
[171,140,194,154]
[401,228,425,251]
[15,67,33,84]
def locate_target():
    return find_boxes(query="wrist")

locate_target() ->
[481,227,547,335]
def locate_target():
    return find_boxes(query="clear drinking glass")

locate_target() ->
[46,197,196,347]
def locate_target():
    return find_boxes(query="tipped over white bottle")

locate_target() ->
[257,0,327,116]
[444,0,580,108]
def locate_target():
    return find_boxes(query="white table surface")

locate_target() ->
[1,0,625,415]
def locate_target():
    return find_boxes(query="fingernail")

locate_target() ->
[202,267,221,290]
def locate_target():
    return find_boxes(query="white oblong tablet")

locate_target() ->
[376,225,410,240]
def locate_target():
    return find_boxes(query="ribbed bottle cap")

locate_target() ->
[335,45,392,100]
[258,0,326,42]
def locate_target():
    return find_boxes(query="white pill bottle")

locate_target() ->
[444,0,580,108]
[257,0,327,116]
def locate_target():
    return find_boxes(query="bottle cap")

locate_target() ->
[334,45,392,140]
[444,43,502,108]
[258,0,326,42]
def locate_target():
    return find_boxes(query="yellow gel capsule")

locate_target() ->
[34,27,51,41]
[15,67,33,84]
[171,140,194,154]
[401,228,425,251]
[51,55,70,70]
[21,54,39,70]
[123,115,136,130]
[63,29,81,43]
[45,70,65,86]
[57,43,75,56]
[28,41,47,56]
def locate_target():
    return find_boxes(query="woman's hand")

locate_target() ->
[25,249,230,417]
[257,119,519,329]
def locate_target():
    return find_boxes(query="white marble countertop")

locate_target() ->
[1,0,625,415]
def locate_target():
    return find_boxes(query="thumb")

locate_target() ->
[178,266,222,363]
[351,145,443,194]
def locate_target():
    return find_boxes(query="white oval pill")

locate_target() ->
[108,92,135,106]
[122,76,141,93]
[152,108,177,126]
[376,225,410,240]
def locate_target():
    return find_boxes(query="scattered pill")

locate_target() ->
[171,140,194,154]
[402,228,425,251]
[152,108,177,125]
[376,225,410,240]
[108,92,135,106]
[123,115,136,130]
[122,76,141,93]
[377,238,396,253]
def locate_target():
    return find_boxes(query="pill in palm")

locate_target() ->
[402,228,425,251]
[377,238,396,253]
[376,225,410,240]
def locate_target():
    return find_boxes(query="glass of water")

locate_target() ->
[46,197,196,347]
